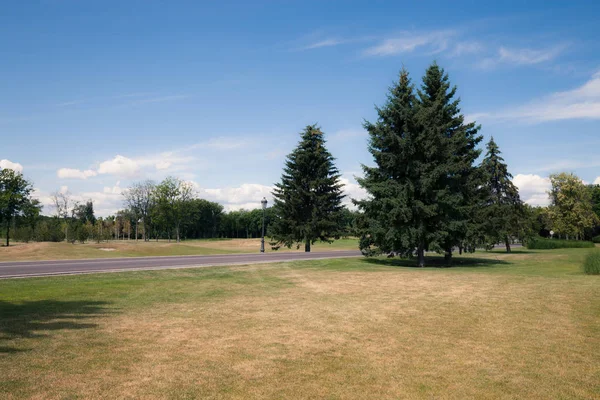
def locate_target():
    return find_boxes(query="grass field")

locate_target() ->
[0,238,360,262]
[1,248,599,399]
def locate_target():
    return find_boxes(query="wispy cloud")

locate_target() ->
[301,38,344,50]
[474,70,600,123]
[362,30,456,56]
[477,44,566,69]
[449,41,485,57]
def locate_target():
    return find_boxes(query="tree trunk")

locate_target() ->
[459,245,463,255]
[176,225,180,243]
[444,248,452,266]
[505,236,511,253]
[417,243,425,267]
[5,223,9,247]
[304,238,311,252]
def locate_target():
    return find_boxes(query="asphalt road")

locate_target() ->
[0,250,362,279]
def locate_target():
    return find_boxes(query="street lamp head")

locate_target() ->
[261,197,268,210]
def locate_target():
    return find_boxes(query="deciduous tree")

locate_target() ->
[0,168,37,246]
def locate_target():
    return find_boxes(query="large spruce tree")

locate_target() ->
[479,137,523,252]
[416,63,482,264]
[355,68,423,261]
[270,125,345,252]
[357,63,482,266]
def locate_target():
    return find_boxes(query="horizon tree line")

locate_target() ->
[1,62,599,259]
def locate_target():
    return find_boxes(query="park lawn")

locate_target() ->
[0,238,359,262]
[1,248,599,399]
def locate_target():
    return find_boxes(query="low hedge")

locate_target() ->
[583,249,600,275]
[592,235,600,244]
[526,237,595,249]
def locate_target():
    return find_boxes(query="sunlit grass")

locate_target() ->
[1,248,599,399]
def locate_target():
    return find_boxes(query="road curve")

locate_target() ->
[0,250,362,279]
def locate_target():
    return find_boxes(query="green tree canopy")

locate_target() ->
[356,64,482,266]
[548,173,599,239]
[270,125,345,252]
[0,168,38,246]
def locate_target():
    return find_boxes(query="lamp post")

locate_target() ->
[260,197,268,253]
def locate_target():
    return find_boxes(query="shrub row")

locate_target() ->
[583,249,600,275]
[526,237,595,249]
[592,235,600,244]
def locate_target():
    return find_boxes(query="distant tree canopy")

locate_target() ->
[269,125,346,252]
[0,168,39,246]
[547,173,599,240]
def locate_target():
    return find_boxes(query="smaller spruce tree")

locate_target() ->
[479,137,524,252]
[270,125,345,252]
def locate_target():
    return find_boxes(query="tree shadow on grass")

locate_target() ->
[362,255,511,269]
[0,300,114,353]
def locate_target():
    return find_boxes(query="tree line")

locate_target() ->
[0,171,361,245]
[2,62,599,264]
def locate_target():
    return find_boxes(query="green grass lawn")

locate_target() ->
[0,238,360,262]
[1,248,599,399]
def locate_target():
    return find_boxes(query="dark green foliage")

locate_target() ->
[72,200,96,224]
[0,168,39,246]
[526,238,594,249]
[589,184,600,219]
[583,249,600,275]
[270,125,345,252]
[356,64,482,266]
[478,137,525,252]
[593,235,600,244]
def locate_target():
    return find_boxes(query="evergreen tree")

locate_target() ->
[357,64,482,266]
[479,137,524,252]
[416,62,482,264]
[270,125,345,252]
[355,68,422,260]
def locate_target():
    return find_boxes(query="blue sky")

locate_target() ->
[2,0,600,215]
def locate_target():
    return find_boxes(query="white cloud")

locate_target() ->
[450,41,484,57]
[498,45,564,65]
[103,181,122,195]
[512,174,551,206]
[474,71,600,123]
[155,161,172,170]
[363,30,455,56]
[195,183,273,211]
[477,44,565,69]
[97,155,140,177]
[57,168,97,179]
[340,177,368,209]
[0,159,24,172]
[594,177,600,185]
[301,38,344,50]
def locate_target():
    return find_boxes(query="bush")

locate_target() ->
[583,249,600,275]
[526,237,595,249]
[592,235,600,244]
